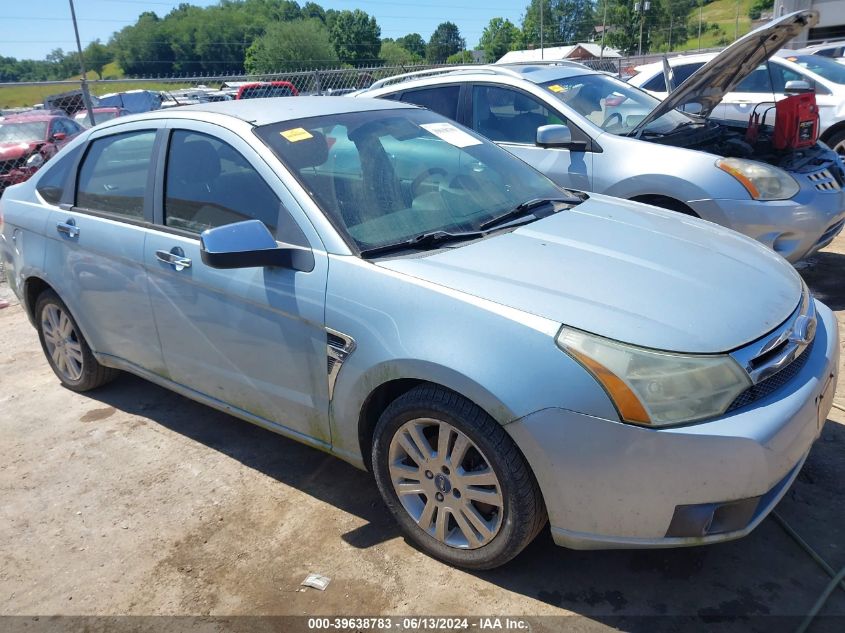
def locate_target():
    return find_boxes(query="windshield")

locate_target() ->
[540,74,694,135]
[786,55,845,84]
[0,121,47,143]
[255,108,567,253]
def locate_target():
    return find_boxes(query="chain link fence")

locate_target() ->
[0,54,706,195]
[1,63,462,194]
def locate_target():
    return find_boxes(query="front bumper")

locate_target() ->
[506,301,840,549]
[688,190,845,263]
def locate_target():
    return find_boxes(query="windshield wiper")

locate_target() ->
[359,229,485,259]
[478,196,580,231]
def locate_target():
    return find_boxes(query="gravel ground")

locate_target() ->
[1,234,844,633]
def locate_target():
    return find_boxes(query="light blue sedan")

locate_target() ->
[0,97,839,568]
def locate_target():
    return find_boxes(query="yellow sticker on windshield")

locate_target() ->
[547,84,566,93]
[281,127,313,142]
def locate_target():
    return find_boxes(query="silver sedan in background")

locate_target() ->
[359,10,845,263]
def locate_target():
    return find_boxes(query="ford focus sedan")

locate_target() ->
[0,98,839,569]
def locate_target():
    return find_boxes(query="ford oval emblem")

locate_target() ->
[790,315,816,346]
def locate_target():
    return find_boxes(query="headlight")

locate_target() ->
[25,153,44,168]
[716,157,799,200]
[556,327,751,426]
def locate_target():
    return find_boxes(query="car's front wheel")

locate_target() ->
[35,290,118,391]
[372,385,546,569]
[826,128,845,159]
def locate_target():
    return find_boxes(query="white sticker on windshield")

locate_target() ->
[420,122,482,148]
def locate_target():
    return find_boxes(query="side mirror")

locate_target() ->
[785,80,813,94]
[52,132,67,141]
[536,124,572,148]
[200,219,314,272]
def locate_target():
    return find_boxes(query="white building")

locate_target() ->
[775,0,845,46]
[496,43,621,64]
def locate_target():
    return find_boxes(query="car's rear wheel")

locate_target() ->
[826,129,845,159]
[35,290,118,391]
[372,385,546,569]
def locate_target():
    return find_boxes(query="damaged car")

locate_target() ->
[1,114,83,195]
[358,10,845,263]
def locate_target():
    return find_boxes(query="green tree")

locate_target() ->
[111,12,174,76]
[593,0,685,55]
[245,19,338,72]
[446,50,475,64]
[521,0,596,48]
[427,22,465,63]
[329,9,381,65]
[380,40,422,66]
[83,40,112,79]
[479,18,520,63]
[241,0,303,22]
[749,0,774,20]
[396,33,427,59]
[301,1,326,22]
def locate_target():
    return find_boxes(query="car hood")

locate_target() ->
[0,141,38,160]
[631,10,819,134]
[377,195,802,353]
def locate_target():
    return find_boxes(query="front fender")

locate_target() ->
[325,255,619,465]
[594,135,750,206]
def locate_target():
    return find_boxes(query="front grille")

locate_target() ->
[807,168,842,192]
[727,339,814,413]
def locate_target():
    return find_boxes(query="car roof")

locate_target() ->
[125,96,416,127]
[76,107,123,113]
[364,62,594,93]
[634,53,717,72]
[498,63,596,84]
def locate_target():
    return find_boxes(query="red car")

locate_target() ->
[73,107,130,127]
[0,114,84,194]
[235,81,299,99]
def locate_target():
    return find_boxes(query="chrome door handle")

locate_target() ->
[155,248,192,271]
[56,219,79,238]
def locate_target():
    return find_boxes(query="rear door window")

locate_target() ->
[642,62,705,91]
[76,130,156,219]
[399,85,461,119]
[36,144,83,205]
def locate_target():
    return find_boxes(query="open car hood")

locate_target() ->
[630,10,818,136]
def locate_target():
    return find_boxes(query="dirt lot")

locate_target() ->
[1,234,844,633]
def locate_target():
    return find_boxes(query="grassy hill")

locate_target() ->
[676,0,756,51]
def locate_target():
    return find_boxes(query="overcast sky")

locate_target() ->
[1,0,528,60]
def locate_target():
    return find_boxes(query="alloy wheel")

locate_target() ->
[41,304,84,382]
[388,418,504,549]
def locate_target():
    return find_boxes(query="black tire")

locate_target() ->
[372,385,546,569]
[632,195,699,217]
[824,128,845,158]
[35,289,118,392]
